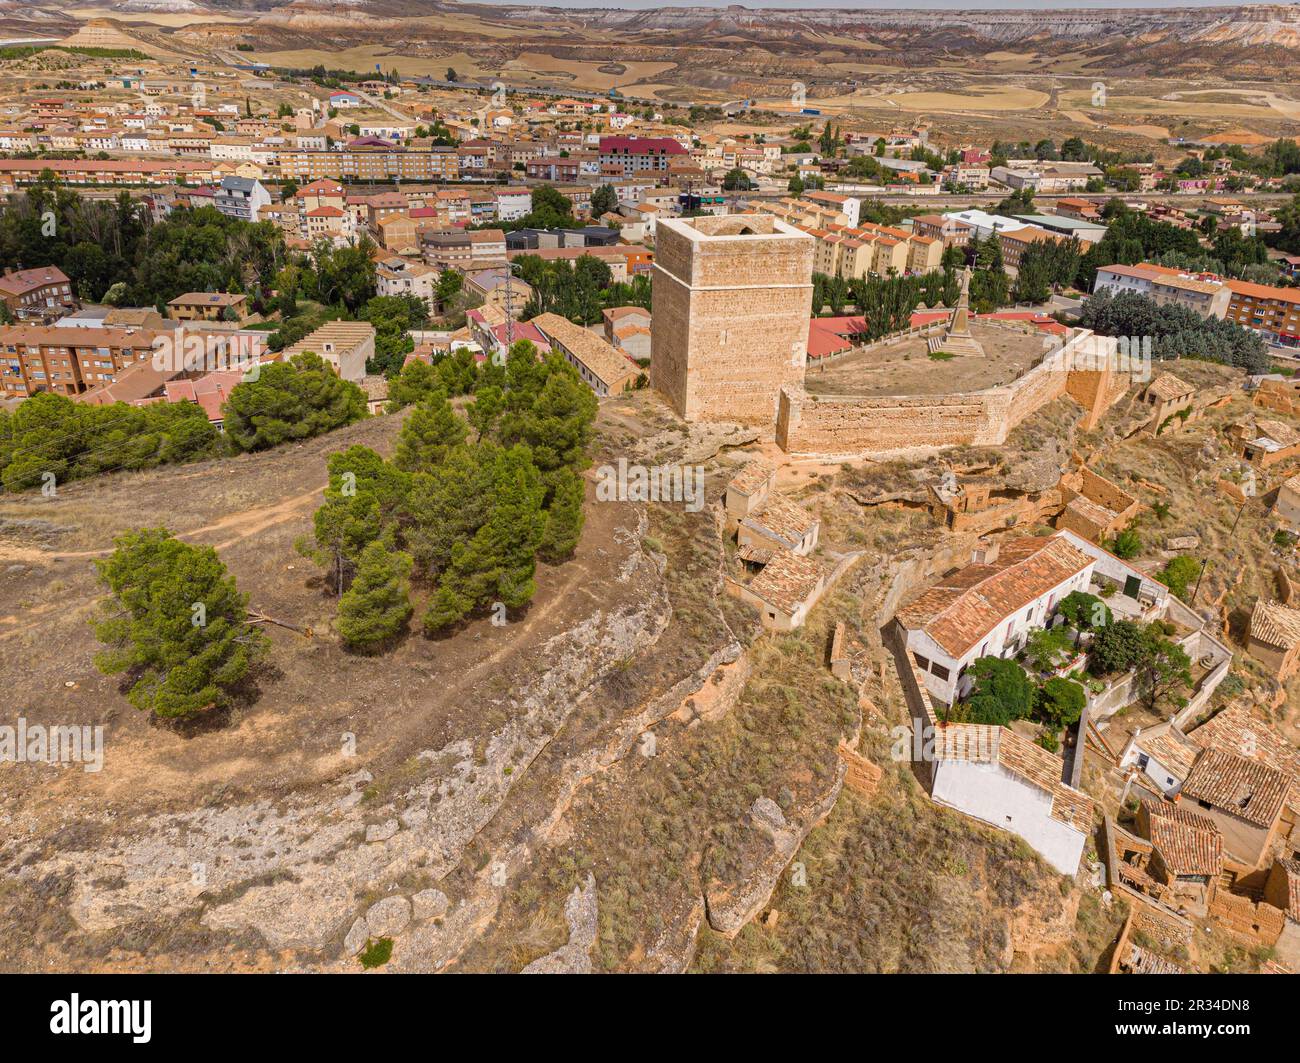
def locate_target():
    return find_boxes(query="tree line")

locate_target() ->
[1078,288,1269,375]
[0,182,286,309]
[0,352,369,492]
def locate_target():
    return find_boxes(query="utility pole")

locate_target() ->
[503,261,515,346]
[1190,557,1209,605]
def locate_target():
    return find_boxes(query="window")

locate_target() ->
[931,664,950,681]
[913,652,930,671]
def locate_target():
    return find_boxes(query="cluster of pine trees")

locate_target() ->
[0,392,221,493]
[1077,288,1270,375]
[812,268,962,337]
[303,340,597,652]
[0,353,371,493]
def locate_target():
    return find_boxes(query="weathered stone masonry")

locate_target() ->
[776,333,1127,455]
[651,215,814,425]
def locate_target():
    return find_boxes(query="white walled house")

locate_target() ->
[493,187,532,222]
[929,726,1094,875]
[896,534,1096,704]
[897,641,1094,877]
[1118,722,1199,797]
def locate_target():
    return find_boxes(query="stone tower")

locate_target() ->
[651,215,814,424]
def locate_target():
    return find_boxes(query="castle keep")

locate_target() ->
[651,217,1130,457]
[650,215,814,424]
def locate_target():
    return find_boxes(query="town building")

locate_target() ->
[1056,465,1139,544]
[1011,212,1108,244]
[0,323,163,397]
[602,305,651,360]
[213,175,270,223]
[598,136,688,177]
[1225,279,1300,345]
[1140,371,1197,433]
[1232,417,1300,468]
[1274,472,1300,527]
[529,312,638,397]
[895,534,1096,705]
[1248,598,1300,680]
[1093,263,1231,319]
[912,694,1094,875]
[279,321,374,382]
[0,266,77,322]
[725,548,828,633]
[166,292,249,324]
[464,268,533,318]
[375,258,439,306]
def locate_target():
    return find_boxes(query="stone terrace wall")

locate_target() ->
[778,333,1122,455]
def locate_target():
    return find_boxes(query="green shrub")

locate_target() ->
[359,937,393,968]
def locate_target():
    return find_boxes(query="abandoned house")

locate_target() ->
[1055,465,1139,544]
[725,548,828,633]
[1248,597,1300,681]
[1232,417,1300,469]
[1142,371,1197,434]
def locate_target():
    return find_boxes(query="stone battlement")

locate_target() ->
[778,330,1127,456]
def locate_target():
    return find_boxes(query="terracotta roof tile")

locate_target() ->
[740,493,818,550]
[1143,799,1222,878]
[1146,371,1194,402]
[897,534,1092,658]
[726,459,776,496]
[1181,747,1292,828]
[746,550,825,615]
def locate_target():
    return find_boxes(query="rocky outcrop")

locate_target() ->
[10,511,673,967]
[703,763,847,939]
[521,874,598,974]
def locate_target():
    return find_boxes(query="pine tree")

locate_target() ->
[515,356,597,476]
[307,446,409,593]
[539,467,585,563]
[92,528,267,719]
[423,445,545,632]
[337,539,414,651]
[467,384,505,440]
[393,389,467,472]
[385,358,441,411]
[423,558,475,635]
[403,443,493,576]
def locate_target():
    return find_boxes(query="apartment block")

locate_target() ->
[0,324,163,397]
[1093,263,1230,319]
[1226,280,1300,344]
[0,267,77,321]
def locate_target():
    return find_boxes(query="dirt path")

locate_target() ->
[0,483,326,563]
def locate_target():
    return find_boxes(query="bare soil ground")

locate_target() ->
[0,409,632,825]
[805,323,1051,399]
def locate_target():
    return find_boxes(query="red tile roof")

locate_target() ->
[897,534,1092,658]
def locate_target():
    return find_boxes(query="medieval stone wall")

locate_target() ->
[777,332,1126,456]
